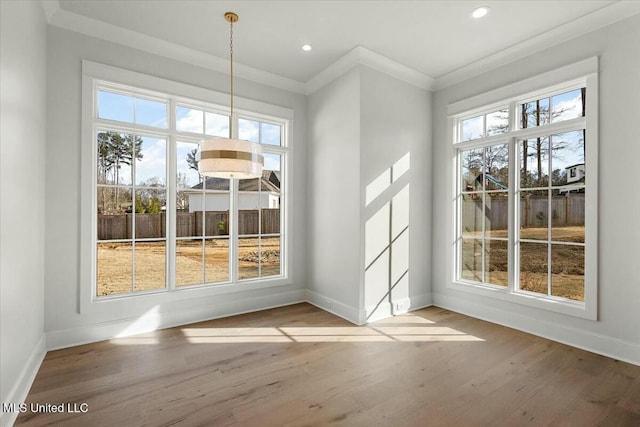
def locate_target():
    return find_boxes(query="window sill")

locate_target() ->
[449,280,596,321]
[82,276,293,316]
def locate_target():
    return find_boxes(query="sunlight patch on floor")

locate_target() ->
[178,324,484,344]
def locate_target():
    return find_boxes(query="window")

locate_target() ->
[237,118,283,280]
[91,81,288,299]
[97,131,167,295]
[452,72,597,319]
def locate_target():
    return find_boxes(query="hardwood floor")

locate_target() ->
[16,303,640,426]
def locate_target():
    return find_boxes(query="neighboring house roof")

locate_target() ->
[189,171,280,193]
[268,170,281,188]
[565,163,585,170]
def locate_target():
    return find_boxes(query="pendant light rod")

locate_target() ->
[225,12,238,139]
[197,11,263,180]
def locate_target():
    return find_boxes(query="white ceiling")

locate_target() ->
[51,0,640,91]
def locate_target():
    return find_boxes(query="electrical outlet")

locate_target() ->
[394,301,410,313]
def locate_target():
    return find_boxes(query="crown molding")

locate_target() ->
[41,0,640,96]
[43,3,307,95]
[306,46,435,95]
[432,1,640,91]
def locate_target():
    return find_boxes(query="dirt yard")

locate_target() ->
[461,226,585,301]
[97,237,280,296]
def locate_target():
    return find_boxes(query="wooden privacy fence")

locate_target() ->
[98,209,280,240]
[462,194,585,231]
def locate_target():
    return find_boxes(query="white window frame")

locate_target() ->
[80,61,294,315]
[447,58,598,320]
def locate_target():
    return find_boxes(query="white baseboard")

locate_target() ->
[305,292,434,326]
[46,289,306,350]
[304,290,362,325]
[433,292,640,366]
[364,294,433,323]
[407,293,433,311]
[365,301,393,323]
[1,334,46,427]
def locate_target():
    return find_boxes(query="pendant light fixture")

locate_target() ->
[198,12,264,179]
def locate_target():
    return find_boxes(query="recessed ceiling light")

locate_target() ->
[302,44,312,51]
[472,6,489,19]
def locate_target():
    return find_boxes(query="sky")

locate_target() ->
[98,90,282,186]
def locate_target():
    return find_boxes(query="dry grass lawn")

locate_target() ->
[97,237,280,296]
[462,226,585,301]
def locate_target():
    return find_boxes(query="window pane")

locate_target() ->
[520,190,548,240]
[134,241,166,292]
[262,155,281,278]
[485,239,507,286]
[97,187,132,240]
[176,197,197,237]
[486,109,509,136]
[551,244,584,301]
[135,189,166,238]
[520,137,549,188]
[485,143,509,189]
[550,131,585,187]
[177,141,202,191]
[204,238,229,283]
[485,193,508,237]
[97,90,133,123]
[97,131,132,186]
[176,184,204,239]
[264,152,281,172]
[261,236,281,277]
[205,112,229,137]
[136,136,166,187]
[97,242,132,296]
[461,116,483,141]
[135,97,167,128]
[461,148,483,191]
[263,157,281,229]
[205,211,229,237]
[239,118,259,142]
[176,106,204,133]
[551,191,584,243]
[521,98,549,128]
[461,194,482,237]
[97,131,115,185]
[522,102,534,128]
[176,240,203,286]
[261,123,281,146]
[239,208,260,234]
[238,237,260,280]
[551,89,583,123]
[519,242,548,295]
[461,239,482,282]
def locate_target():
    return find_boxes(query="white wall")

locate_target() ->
[307,66,432,323]
[431,14,640,364]
[307,68,362,320]
[0,1,48,425]
[44,26,308,348]
[360,67,432,320]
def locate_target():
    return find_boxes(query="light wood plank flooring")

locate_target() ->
[16,303,640,426]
